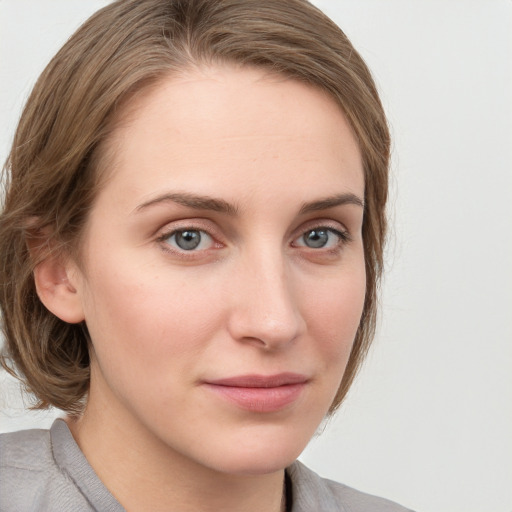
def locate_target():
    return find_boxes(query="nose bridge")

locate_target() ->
[227,242,304,349]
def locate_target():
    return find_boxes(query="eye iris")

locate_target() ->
[304,229,328,248]
[175,230,201,250]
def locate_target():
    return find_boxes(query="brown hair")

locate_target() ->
[0,0,389,415]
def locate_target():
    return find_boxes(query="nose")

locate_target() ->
[226,250,306,350]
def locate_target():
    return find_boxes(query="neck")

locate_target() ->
[68,384,286,512]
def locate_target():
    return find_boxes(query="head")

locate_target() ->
[0,0,389,422]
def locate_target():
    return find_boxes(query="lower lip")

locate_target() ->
[204,383,306,413]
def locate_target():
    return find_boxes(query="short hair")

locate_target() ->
[0,0,389,415]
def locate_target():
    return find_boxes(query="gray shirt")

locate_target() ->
[0,419,413,511]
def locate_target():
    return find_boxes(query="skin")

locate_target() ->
[38,65,366,512]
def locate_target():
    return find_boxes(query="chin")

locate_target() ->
[214,453,299,476]
[199,428,310,476]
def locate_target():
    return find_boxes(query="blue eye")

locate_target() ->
[164,229,214,251]
[295,228,347,249]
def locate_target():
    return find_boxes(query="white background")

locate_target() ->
[1,1,511,511]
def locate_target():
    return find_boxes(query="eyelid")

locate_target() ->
[155,218,221,239]
[289,217,354,257]
[292,227,350,247]
[152,217,352,258]
[155,219,225,257]
[162,229,215,251]
[293,218,351,239]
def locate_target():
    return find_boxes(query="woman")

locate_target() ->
[0,0,412,510]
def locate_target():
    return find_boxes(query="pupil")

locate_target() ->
[304,229,328,248]
[176,230,201,250]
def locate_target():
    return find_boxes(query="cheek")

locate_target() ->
[302,263,366,367]
[80,259,224,380]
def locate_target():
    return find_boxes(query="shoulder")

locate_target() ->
[0,427,58,487]
[0,426,58,510]
[0,425,53,469]
[0,422,94,512]
[287,461,414,512]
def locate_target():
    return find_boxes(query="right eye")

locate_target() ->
[161,229,215,252]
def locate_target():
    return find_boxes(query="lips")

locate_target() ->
[203,373,308,413]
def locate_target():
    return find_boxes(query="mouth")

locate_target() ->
[203,373,308,413]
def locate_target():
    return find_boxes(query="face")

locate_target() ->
[72,65,365,475]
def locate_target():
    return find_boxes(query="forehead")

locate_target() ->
[96,65,364,210]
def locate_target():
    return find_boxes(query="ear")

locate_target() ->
[29,236,85,324]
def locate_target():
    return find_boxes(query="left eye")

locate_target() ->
[294,228,346,249]
[163,229,214,251]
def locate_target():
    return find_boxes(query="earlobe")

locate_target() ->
[31,245,86,324]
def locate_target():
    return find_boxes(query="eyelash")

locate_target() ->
[292,226,351,251]
[156,223,352,257]
[156,226,220,258]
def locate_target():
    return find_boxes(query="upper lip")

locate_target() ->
[204,373,308,388]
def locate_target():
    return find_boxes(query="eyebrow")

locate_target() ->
[299,193,364,214]
[135,192,239,215]
[135,191,364,216]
